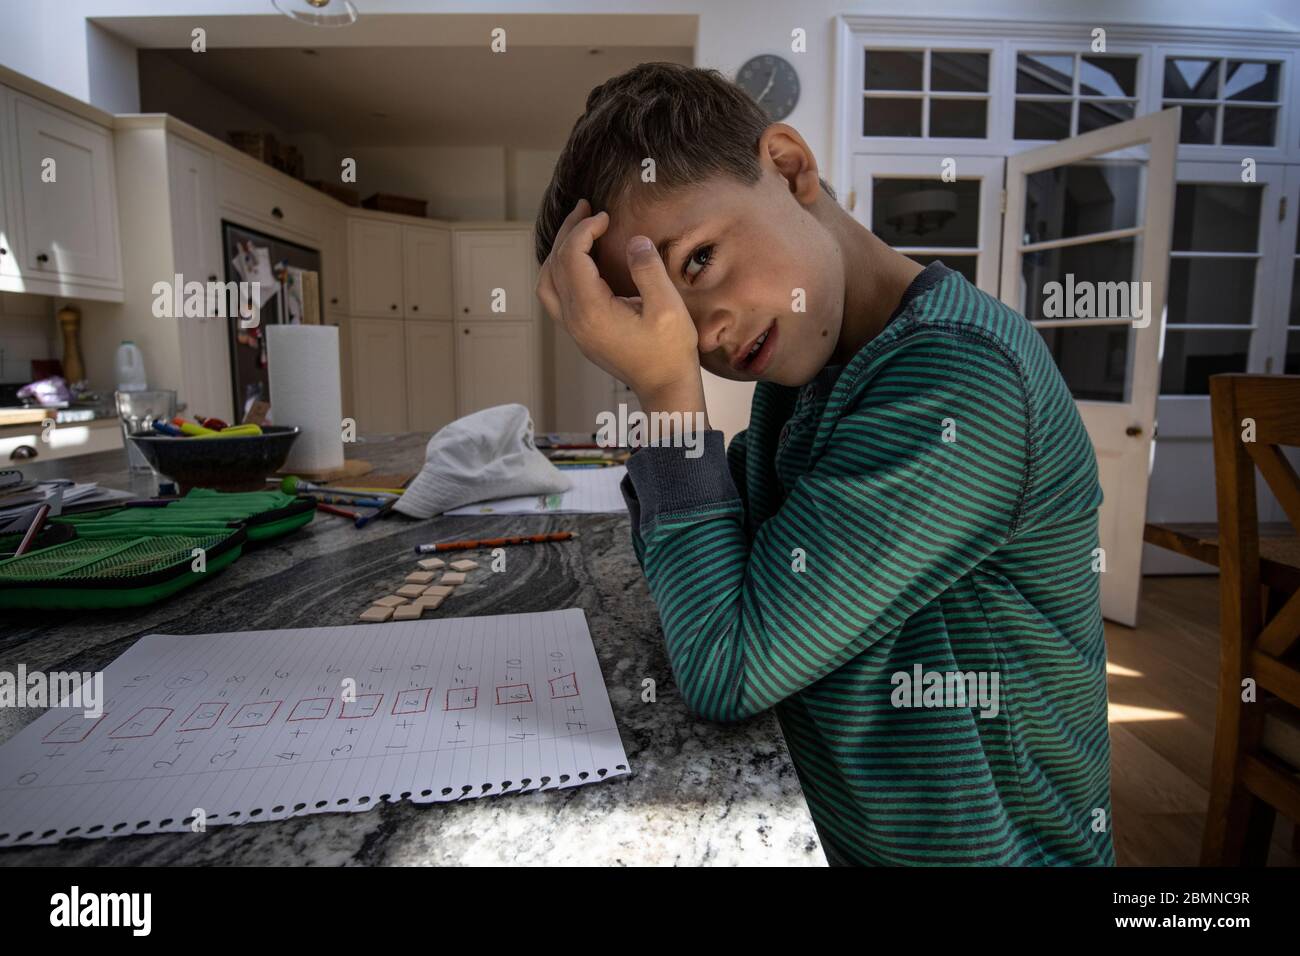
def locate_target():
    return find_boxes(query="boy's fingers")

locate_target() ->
[625,236,678,317]
[553,211,613,318]
[549,198,590,254]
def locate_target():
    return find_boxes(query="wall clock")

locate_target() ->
[736,54,800,121]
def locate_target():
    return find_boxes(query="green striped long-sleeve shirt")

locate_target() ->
[620,263,1113,866]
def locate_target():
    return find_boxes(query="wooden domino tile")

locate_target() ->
[405,571,436,584]
[392,604,423,621]
[448,559,479,572]
[417,557,446,570]
[374,595,408,608]
[439,572,466,585]
[396,584,427,598]
[359,605,394,622]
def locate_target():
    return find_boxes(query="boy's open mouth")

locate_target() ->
[732,321,778,376]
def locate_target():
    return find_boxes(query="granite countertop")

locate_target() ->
[0,433,823,866]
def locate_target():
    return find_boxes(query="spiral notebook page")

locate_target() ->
[0,609,630,846]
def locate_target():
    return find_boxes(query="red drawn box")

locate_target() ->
[42,712,108,744]
[338,694,383,719]
[391,688,431,716]
[548,673,580,699]
[288,698,333,721]
[109,707,173,739]
[228,700,281,728]
[179,702,227,731]
[444,687,478,711]
[495,683,533,705]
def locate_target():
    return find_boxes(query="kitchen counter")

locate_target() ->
[0,433,824,866]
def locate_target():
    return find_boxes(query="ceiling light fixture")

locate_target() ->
[272,0,358,28]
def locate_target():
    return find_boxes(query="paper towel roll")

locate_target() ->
[267,324,345,473]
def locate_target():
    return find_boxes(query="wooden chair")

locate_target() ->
[1202,373,1300,865]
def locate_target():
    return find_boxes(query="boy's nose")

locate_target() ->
[695,305,734,355]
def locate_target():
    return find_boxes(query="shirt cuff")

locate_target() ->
[621,429,740,533]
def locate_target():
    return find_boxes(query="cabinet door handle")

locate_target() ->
[36,252,49,264]
[463,307,469,313]
[463,328,470,335]
[390,303,398,311]
[1125,425,1143,437]
[411,305,418,312]
[330,297,339,305]
[208,274,218,282]
[0,247,7,256]
[271,206,284,219]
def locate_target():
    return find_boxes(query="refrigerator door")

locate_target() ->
[222,221,322,421]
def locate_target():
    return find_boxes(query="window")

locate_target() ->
[1162,57,1282,146]
[1160,182,1263,394]
[863,48,990,138]
[1014,53,1139,140]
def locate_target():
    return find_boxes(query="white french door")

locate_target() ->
[851,154,1003,293]
[1000,108,1179,625]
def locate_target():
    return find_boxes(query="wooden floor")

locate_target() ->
[1110,576,1297,866]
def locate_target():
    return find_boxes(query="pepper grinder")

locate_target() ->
[57,304,86,390]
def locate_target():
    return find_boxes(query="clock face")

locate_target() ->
[736,54,800,121]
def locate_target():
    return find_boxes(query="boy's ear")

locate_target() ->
[759,123,822,205]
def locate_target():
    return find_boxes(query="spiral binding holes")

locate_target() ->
[0,763,633,845]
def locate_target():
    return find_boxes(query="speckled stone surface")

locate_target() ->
[0,434,824,866]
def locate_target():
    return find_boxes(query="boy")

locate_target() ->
[534,63,1113,866]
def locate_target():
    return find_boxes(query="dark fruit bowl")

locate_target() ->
[127,426,301,493]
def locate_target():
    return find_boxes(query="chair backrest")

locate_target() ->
[1209,374,1300,656]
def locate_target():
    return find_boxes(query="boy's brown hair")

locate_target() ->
[534,61,834,265]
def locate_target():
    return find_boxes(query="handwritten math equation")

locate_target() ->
[8,643,593,792]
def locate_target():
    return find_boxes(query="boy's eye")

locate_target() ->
[683,245,714,281]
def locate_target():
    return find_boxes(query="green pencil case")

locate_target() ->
[0,489,314,610]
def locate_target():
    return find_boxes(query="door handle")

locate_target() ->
[1125,425,1143,437]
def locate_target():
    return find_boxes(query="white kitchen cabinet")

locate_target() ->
[320,211,348,316]
[453,229,534,319]
[347,218,403,317]
[0,87,16,281]
[215,158,320,242]
[167,135,231,423]
[454,320,538,417]
[7,89,121,293]
[402,224,451,320]
[404,319,456,433]
[349,316,407,433]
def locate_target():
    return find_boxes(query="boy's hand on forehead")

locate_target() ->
[538,199,705,413]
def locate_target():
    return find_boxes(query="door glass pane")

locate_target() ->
[1224,61,1279,101]
[1164,58,1219,98]
[1035,325,1131,402]
[1023,163,1141,244]
[1078,100,1135,133]
[909,254,976,284]
[1286,330,1300,375]
[872,179,980,247]
[1177,105,1217,144]
[865,50,923,90]
[930,99,986,138]
[1160,330,1251,394]
[1021,239,1139,322]
[931,52,988,92]
[1167,258,1257,324]
[1015,100,1071,140]
[1080,56,1137,97]
[1172,184,1260,252]
[863,98,922,136]
[1222,107,1276,146]
[1017,53,1073,94]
